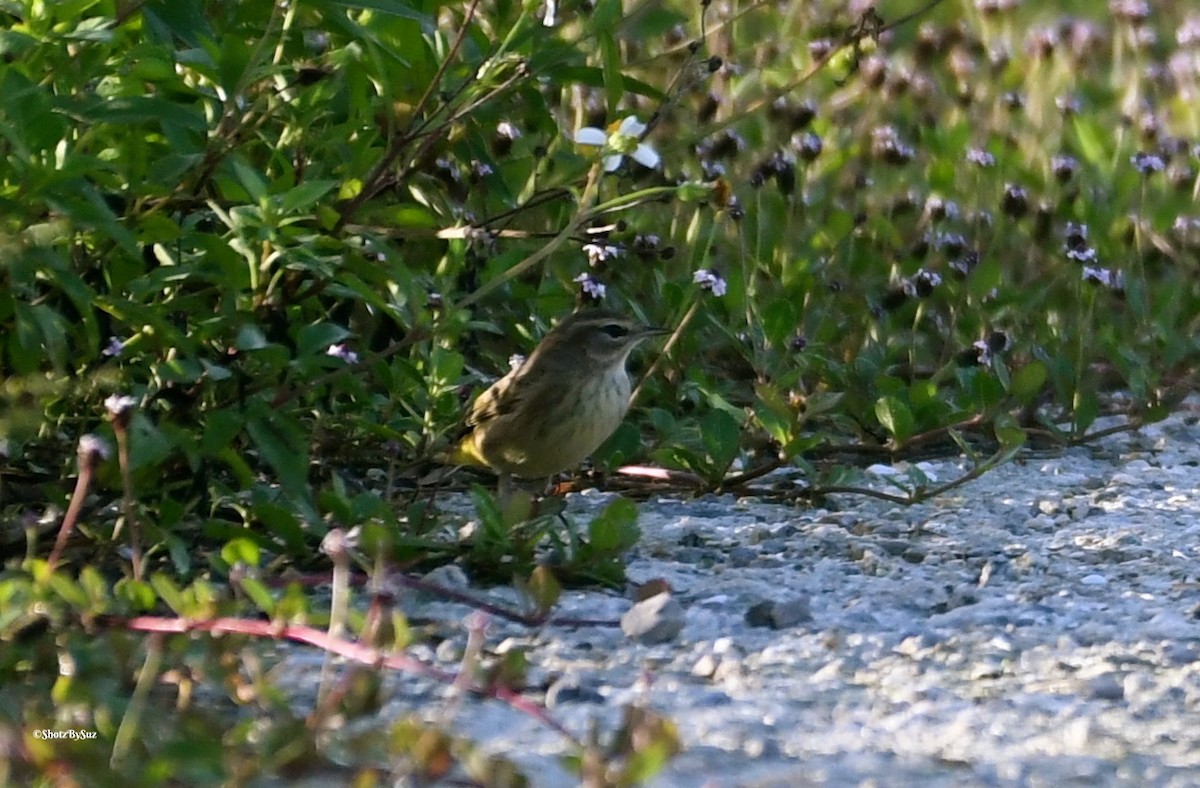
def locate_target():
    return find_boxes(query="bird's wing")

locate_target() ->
[465,368,523,428]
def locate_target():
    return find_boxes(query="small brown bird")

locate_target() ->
[449,309,667,492]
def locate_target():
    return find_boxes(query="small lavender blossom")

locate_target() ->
[102,336,125,357]
[582,242,621,266]
[79,434,112,462]
[794,132,823,162]
[1131,151,1165,174]
[573,272,607,301]
[1051,154,1079,181]
[925,195,961,221]
[970,339,995,366]
[966,148,996,167]
[104,394,138,416]
[1109,0,1149,23]
[496,121,521,141]
[693,268,728,296]
[1179,15,1200,46]
[936,231,967,256]
[327,343,360,364]
[1066,246,1099,264]
[1082,266,1126,291]
[1172,216,1200,235]
[1055,95,1081,115]
[903,269,943,298]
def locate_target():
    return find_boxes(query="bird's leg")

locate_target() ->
[497,472,514,507]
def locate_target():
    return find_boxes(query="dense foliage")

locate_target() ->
[2,0,1198,782]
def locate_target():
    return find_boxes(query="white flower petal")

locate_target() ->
[618,116,646,136]
[631,144,661,169]
[602,154,623,172]
[575,127,608,146]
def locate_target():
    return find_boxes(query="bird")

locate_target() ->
[448,308,668,496]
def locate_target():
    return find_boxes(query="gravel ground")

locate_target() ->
[295,408,1200,785]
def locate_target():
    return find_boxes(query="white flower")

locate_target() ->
[693,268,727,296]
[326,343,360,364]
[508,353,526,371]
[574,116,661,172]
[104,394,138,415]
[78,434,112,461]
[582,242,620,266]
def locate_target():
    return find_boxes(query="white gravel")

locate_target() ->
[310,408,1200,785]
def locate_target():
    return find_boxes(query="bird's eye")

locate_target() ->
[600,323,629,339]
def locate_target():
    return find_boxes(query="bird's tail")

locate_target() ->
[436,433,488,468]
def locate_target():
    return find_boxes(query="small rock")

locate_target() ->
[435,639,462,662]
[876,538,912,556]
[1087,673,1125,701]
[1080,573,1108,586]
[1162,643,1198,665]
[691,654,718,678]
[621,592,686,644]
[745,597,812,629]
[675,547,718,565]
[728,546,758,567]
[546,676,605,707]
[420,563,470,590]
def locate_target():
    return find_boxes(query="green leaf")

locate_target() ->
[221,537,262,567]
[470,484,510,550]
[1010,360,1047,402]
[874,395,914,444]
[245,406,311,507]
[590,0,623,31]
[232,159,269,205]
[235,324,269,351]
[599,33,624,117]
[588,497,639,553]
[151,573,185,614]
[117,579,158,611]
[700,409,741,477]
[318,0,430,23]
[1072,116,1110,172]
[276,180,338,215]
[525,566,561,616]
[549,66,667,101]
[592,421,642,469]
[296,322,351,358]
[239,578,277,615]
[1073,390,1099,436]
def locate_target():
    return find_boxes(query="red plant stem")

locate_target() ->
[121,615,580,744]
[47,455,96,571]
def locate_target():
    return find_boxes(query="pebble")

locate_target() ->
[620,592,686,644]
[744,597,812,629]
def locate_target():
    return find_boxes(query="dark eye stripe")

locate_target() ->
[600,323,629,338]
